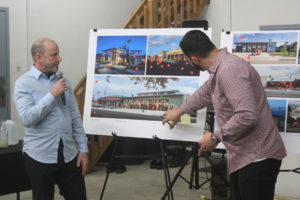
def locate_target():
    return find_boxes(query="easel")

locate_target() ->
[99,133,175,200]
[161,143,229,199]
[161,111,230,200]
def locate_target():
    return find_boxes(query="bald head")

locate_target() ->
[31,38,57,61]
[31,38,61,73]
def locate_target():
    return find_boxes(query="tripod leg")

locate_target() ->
[100,172,110,200]
[164,155,174,200]
[161,149,193,199]
[99,136,119,200]
[189,154,195,189]
[160,140,174,200]
[165,153,174,200]
[189,146,201,189]
[194,151,200,189]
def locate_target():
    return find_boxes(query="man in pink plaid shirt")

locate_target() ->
[163,30,286,200]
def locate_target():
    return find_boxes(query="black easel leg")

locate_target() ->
[194,148,200,189]
[164,149,173,200]
[161,149,194,199]
[100,135,119,200]
[160,140,174,200]
[189,153,195,189]
[189,145,201,189]
[16,192,20,200]
[100,172,110,200]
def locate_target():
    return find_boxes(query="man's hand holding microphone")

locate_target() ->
[50,71,68,104]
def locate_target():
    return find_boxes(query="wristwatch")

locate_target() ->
[211,134,219,144]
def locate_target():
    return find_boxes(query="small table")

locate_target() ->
[0,141,31,200]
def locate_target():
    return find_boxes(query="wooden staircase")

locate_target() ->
[74,0,210,173]
[124,0,209,28]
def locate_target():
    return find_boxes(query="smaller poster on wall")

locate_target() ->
[221,31,299,65]
[221,30,300,153]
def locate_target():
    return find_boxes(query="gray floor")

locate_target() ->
[1,159,213,200]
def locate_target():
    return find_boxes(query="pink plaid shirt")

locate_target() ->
[181,48,286,174]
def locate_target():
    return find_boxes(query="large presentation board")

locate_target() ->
[221,30,300,153]
[83,28,212,142]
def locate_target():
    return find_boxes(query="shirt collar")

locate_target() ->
[30,65,56,80]
[207,47,228,74]
[30,65,43,79]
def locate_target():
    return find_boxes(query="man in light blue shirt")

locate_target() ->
[14,38,88,200]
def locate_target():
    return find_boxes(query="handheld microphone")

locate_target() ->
[55,71,66,106]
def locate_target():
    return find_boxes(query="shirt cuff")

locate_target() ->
[78,143,88,153]
[215,128,223,142]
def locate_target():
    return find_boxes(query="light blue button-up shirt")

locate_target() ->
[14,66,88,163]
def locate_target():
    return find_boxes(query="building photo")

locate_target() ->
[95,35,147,75]
[287,99,300,133]
[232,32,298,64]
[146,35,200,76]
[268,99,287,132]
[91,76,198,122]
[254,65,300,98]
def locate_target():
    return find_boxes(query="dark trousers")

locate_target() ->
[230,158,281,200]
[23,152,87,200]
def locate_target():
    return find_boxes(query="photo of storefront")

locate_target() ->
[146,35,199,76]
[91,76,199,122]
[232,32,298,64]
[95,35,147,75]
[234,42,276,53]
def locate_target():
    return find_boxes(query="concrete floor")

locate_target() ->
[1,159,213,200]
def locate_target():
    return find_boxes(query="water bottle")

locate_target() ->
[3,118,18,145]
[0,121,8,148]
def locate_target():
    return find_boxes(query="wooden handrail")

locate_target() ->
[123,0,148,28]
[73,75,86,93]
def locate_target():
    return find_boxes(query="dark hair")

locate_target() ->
[180,30,216,58]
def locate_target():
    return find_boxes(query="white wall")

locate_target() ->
[0,0,142,139]
[27,0,142,87]
[199,0,300,198]
[199,0,231,48]
[231,0,300,31]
